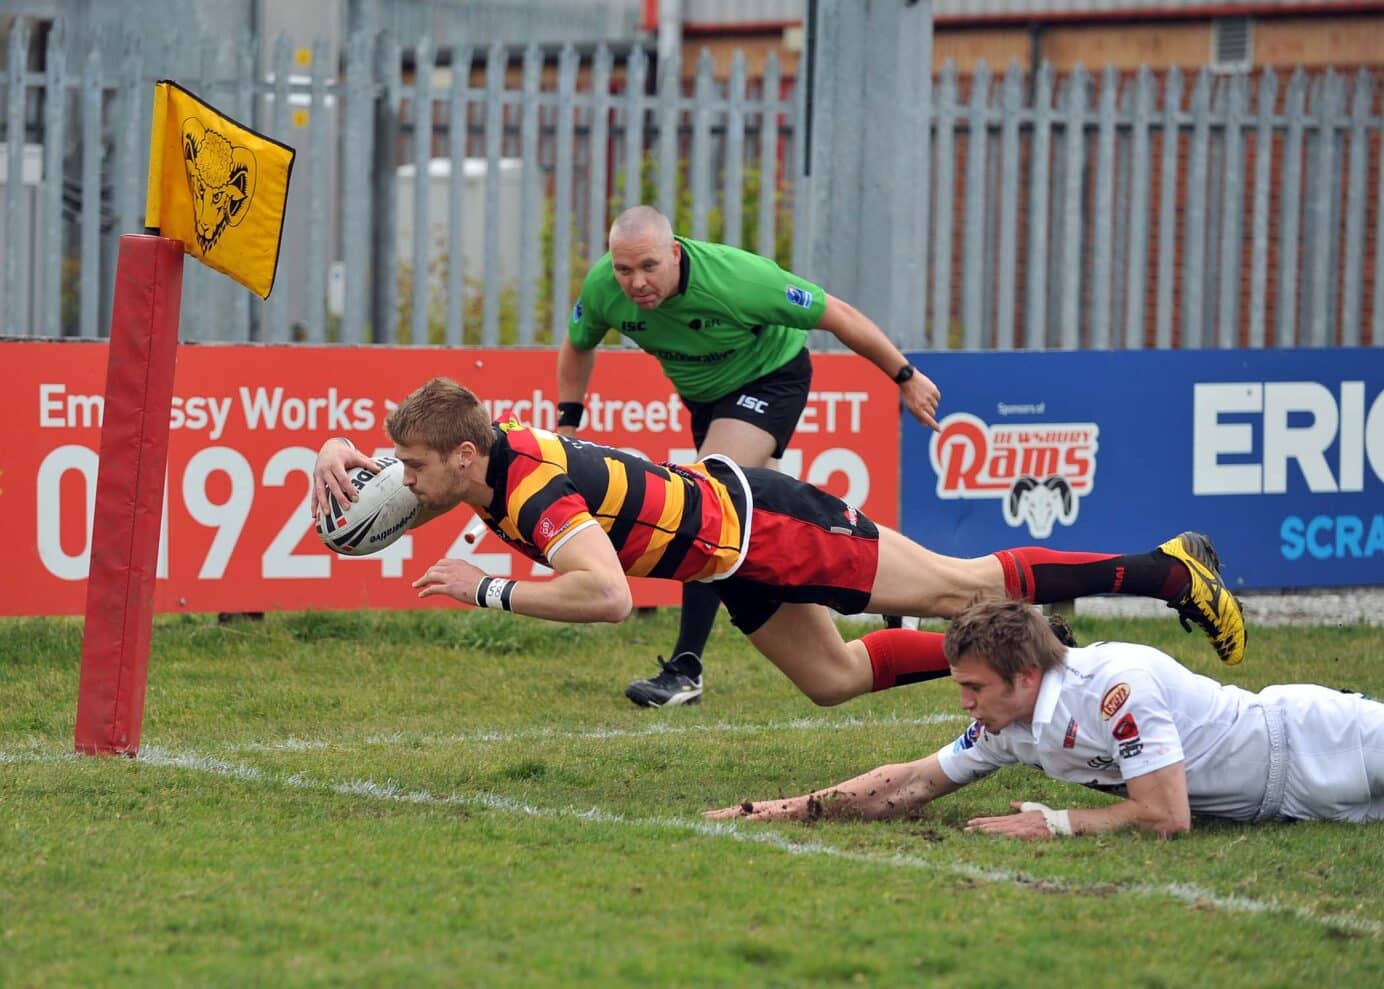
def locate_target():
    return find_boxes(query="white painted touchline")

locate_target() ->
[223,712,971,753]
[5,744,1379,939]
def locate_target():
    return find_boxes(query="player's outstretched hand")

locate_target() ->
[413,556,488,605]
[312,439,381,521]
[900,370,942,432]
[963,801,1054,841]
[705,796,812,822]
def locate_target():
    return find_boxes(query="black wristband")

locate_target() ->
[892,363,916,385]
[557,402,584,429]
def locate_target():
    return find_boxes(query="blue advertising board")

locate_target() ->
[900,348,1384,590]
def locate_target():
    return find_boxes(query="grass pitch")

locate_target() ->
[2,609,1381,986]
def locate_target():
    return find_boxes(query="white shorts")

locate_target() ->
[1262,685,1384,823]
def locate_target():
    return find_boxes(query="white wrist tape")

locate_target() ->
[1019,801,1073,836]
[474,576,516,611]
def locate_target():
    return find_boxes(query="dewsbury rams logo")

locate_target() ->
[929,412,1099,539]
[182,118,257,254]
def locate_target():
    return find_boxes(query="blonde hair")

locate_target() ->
[943,596,1068,683]
[385,377,494,455]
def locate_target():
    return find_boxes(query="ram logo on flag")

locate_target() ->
[144,80,295,299]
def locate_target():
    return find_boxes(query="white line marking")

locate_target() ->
[223,712,970,753]
[5,744,1379,938]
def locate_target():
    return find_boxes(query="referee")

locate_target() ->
[556,205,941,709]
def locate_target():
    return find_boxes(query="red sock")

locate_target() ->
[863,629,950,692]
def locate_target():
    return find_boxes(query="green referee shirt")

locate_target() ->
[567,236,828,403]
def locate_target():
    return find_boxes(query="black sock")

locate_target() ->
[997,547,1189,603]
[670,582,720,676]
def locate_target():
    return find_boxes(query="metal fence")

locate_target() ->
[1,14,1381,350]
[0,17,801,346]
[928,59,1384,351]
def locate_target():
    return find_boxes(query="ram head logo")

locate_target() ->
[1002,474,1078,539]
[181,118,257,254]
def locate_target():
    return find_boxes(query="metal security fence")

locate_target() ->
[385,40,801,348]
[0,16,801,347]
[927,60,1384,351]
[1,13,1380,351]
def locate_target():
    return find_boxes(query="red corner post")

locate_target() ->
[74,234,183,756]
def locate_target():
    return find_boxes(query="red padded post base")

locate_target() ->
[74,235,183,756]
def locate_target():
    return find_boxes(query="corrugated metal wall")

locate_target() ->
[684,0,804,25]
[381,0,641,44]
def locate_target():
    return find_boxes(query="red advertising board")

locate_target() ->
[0,341,900,616]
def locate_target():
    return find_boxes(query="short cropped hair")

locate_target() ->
[609,204,674,247]
[943,596,1069,683]
[386,377,494,455]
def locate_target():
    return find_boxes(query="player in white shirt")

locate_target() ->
[707,597,1384,837]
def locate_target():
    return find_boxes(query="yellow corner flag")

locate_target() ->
[145,80,295,299]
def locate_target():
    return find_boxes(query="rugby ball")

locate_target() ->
[316,457,419,556]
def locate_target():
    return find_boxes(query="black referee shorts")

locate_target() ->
[682,347,812,459]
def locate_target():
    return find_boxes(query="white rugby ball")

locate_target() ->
[316,457,419,556]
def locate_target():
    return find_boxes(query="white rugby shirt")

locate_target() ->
[936,642,1276,820]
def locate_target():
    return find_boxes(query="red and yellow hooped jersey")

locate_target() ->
[480,423,746,581]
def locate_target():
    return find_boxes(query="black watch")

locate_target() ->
[892,363,916,385]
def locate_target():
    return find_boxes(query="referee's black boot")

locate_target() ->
[626,652,703,708]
